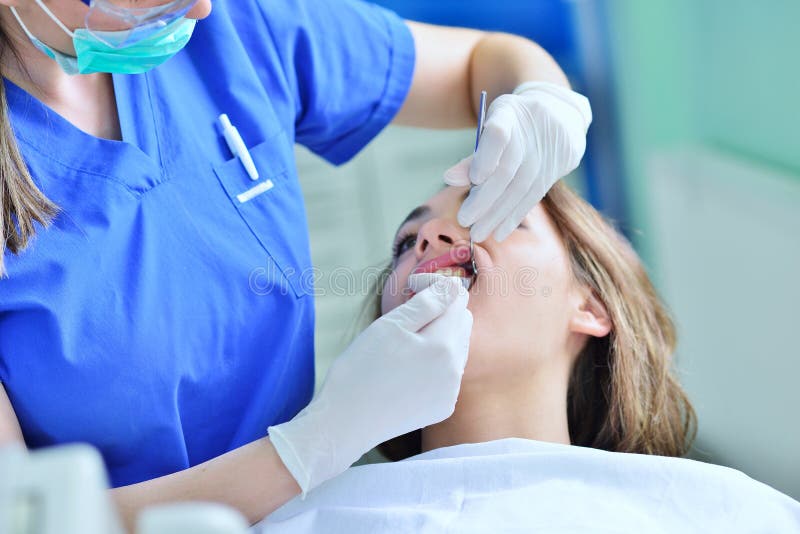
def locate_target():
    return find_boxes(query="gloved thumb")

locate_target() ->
[443,156,473,186]
[407,272,471,293]
[385,274,465,333]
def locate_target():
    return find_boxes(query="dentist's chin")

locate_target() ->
[186,0,213,20]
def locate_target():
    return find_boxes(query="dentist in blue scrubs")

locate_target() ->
[0,0,591,528]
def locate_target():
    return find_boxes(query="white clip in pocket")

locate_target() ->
[237,179,275,203]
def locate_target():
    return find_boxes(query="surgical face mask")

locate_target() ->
[9,0,197,75]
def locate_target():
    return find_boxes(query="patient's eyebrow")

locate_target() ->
[396,205,430,232]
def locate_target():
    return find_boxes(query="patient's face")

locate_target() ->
[382,186,579,383]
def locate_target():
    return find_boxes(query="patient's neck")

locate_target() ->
[421,357,572,453]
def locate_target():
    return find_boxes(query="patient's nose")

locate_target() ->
[415,218,469,258]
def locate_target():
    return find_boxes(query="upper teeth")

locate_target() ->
[433,267,466,277]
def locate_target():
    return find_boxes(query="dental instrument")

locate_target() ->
[466,91,487,290]
[474,90,487,152]
[469,238,478,285]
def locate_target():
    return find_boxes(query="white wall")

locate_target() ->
[648,146,800,499]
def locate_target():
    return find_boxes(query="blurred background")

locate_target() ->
[295,0,800,498]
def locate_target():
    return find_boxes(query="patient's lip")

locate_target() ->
[411,246,472,276]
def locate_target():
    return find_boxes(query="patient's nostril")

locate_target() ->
[439,235,454,244]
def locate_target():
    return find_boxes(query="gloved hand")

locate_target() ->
[268,275,472,494]
[445,81,592,243]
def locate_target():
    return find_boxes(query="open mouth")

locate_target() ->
[411,247,476,279]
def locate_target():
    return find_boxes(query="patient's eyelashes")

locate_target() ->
[392,232,417,259]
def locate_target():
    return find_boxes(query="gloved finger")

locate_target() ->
[492,177,548,242]
[409,272,472,293]
[422,286,471,337]
[457,131,525,228]
[386,274,464,332]
[406,272,450,294]
[443,156,473,186]
[468,164,532,243]
[420,288,472,370]
[469,103,517,185]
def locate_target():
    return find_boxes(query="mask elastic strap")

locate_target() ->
[31,0,76,38]
[9,7,41,42]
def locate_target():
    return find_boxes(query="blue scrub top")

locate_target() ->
[0,0,415,487]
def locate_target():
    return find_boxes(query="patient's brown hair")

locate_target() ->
[370,181,697,460]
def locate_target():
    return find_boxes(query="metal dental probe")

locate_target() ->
[466,90,488,290]
[469,237,478,285]
[475,90,487,152]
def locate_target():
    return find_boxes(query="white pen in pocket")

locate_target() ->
[218,114,259,181]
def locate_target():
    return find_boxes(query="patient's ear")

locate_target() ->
[569,287,611,338]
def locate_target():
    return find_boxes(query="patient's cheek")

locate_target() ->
[461,264,573,381]
[380,271,406,315]
[380,283,396,316]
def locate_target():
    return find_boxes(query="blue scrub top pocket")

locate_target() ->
[213,129,312,299]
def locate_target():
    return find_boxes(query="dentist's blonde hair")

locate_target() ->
[374,181,697,460]
[0,29,59,278]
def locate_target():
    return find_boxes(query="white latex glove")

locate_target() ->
[445,81,592,242]
[268,274,472,494]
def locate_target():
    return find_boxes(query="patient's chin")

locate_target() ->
[463,310,552,382]
[462,323,511,382]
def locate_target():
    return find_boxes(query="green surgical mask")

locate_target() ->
[10,2,196,76]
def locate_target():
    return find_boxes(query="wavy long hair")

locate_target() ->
[0,24,60,277]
